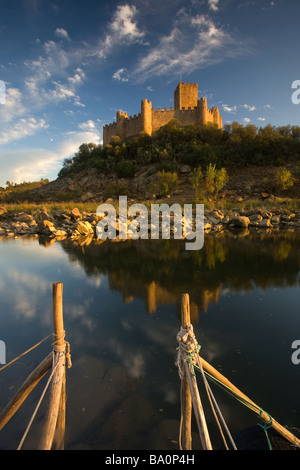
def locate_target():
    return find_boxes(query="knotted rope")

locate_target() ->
[52,330,72,369]
[176,324,237,450]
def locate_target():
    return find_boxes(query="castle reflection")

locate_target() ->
[56,230,300,319]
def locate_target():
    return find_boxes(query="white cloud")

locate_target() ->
[0,129,101,186]
[112,68,129,82]
[0,87,26,122]
[0,117,48,145]
[208,0,219,11]
[98,4,145,59]
[258,117,266,121]
[221,104,238,113]
[78,120,96,131]
[134,11,249,81]
[55,28,70,40]
[243,117,251,123]
[243,104,256,111]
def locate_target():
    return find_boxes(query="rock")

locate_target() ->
[259,218,272,228]
[229,216,250,228]
[271,215,280,224]
[54,229,67,238]
[17,213,34,223]
[34,210,53,223]
[179,165,191,174]
[0,207,7,217]
[73,221,94,236]
[70,208,82,220]
[80,191,94,203]
[249,214,263,223]
[37,219,56,236]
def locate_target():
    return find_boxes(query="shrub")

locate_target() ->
[192,167,204,203]
[116,160,135,178]
[275,167,294,191]
[157,170,178,196]
[205,163,228,199]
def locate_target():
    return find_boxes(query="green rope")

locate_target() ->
[258,411,273,450]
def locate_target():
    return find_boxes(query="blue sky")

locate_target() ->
[0,0,299,186]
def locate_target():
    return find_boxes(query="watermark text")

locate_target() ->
[291,80,300,105]
[0,340,6,365]
[291,340,300,365]
[96,196,204,251]
[0,80,5,105]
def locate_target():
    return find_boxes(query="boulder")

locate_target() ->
[73,221,94,236]
[70,208,82,220]
[34,210,53,223]
[259,219,272,228]
[0,207,7,217]
[37,219,56,236]
[229,216,250,228]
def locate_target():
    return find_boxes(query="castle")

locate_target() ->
[103,82,223,146]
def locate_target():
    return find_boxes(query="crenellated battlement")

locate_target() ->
[103,82,223,146]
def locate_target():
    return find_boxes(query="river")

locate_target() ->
[0,230,299,450]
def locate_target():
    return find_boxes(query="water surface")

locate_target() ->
[0,231,299,450]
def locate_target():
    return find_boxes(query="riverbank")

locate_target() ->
[0,202,299,246]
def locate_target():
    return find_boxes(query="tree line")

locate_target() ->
[58,120,300,179]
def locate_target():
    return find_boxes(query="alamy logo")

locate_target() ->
[0,340,6,365]
[291,340,300,365]
[96,196,204,251]
[0,80,5,105]
[291,80,300,105]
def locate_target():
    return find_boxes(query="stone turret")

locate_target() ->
[174,82,198,110]
[141,99,152,136]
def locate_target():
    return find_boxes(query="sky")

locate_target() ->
[0,0,299,187]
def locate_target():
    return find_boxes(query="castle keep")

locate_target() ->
[103,82,223,146]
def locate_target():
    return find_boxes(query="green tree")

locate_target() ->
[205,163,228,199]
[192,166,204,203]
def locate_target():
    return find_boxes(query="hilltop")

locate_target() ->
[0,120,299,208]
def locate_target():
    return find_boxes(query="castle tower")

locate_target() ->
[116,111,128,141]
[141,99,152,136]
[174,82,198,110]
[197,97,208,126]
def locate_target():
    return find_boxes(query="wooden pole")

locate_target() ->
[185,362,213,450]
[38,282,66,450]
[53,369,66,450]
[181,294,212,450]
[199,356,300,448]
[0,353,53,432]
[180,294,192,450]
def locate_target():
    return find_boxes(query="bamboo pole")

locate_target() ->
[180,294,212,450]
[53,369,66,450]
[199,356,300,448]
[38,282,66,450]
[180,294,192,450]
[185,362,213,450]
[0,353,53,432]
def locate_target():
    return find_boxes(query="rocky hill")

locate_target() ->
[3,163,299,206]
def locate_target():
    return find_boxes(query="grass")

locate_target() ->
[1,196,299,218]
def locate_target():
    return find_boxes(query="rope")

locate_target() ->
[258,411,273,450]
[17,351,63,450]
[177,324,237,450]
[0,331,72,374]
[0,334,53,373]
[52,330,72,369]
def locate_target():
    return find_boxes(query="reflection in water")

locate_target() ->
[60,231,300,316]
[0,231,299,450]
